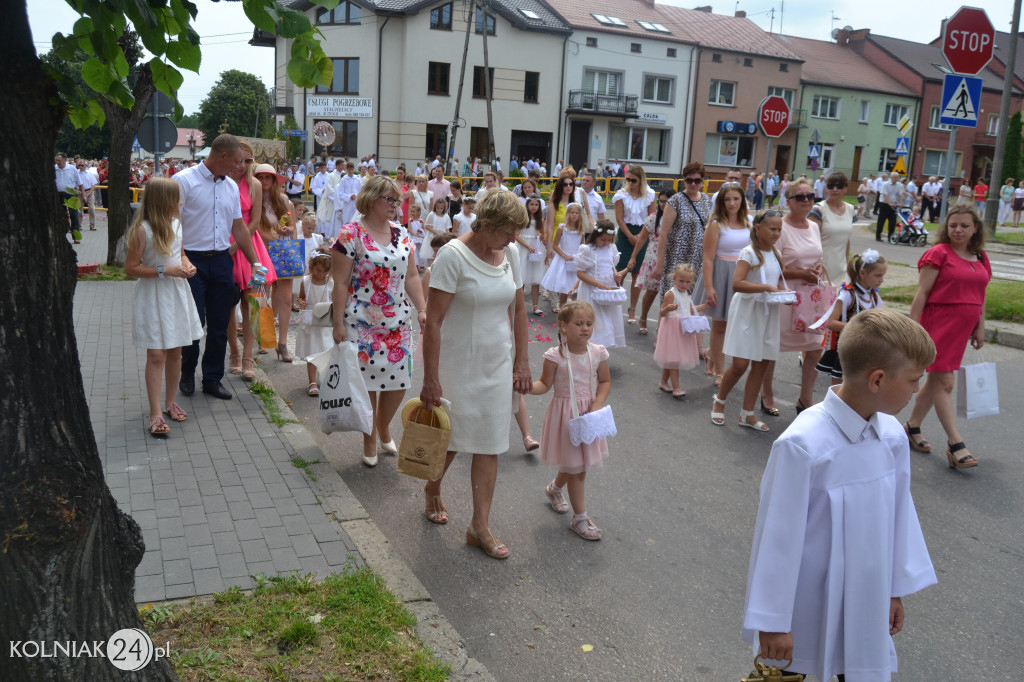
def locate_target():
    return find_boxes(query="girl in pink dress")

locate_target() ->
[654,264,707,398]
[531,301,611,541]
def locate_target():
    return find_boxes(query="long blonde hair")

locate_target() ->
[131,177,179,256]
[239,140,259,207]
[259,172,291,234]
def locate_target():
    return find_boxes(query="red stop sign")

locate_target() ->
[942,6,995,75]
[758,96,790,138]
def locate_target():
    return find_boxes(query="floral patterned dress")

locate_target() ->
[331,221,415,392]
[660,191,712,297]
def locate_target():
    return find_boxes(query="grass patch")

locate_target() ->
[291,456,321,482]
[989,231,1024,245]
[248,380,300,428]
[145,569,450,681]
[79,265,133,281]
[880,281,1024,323]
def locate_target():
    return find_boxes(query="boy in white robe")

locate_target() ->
[743,309,937,681]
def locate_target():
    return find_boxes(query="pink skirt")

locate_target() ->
[539,395,609,474]
[653,319,700,370]
[232,231,277,291]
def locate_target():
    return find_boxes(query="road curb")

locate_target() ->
[261,379,495,681]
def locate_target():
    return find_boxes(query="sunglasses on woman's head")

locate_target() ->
[720,181,741,188]
[790,193,815,202]
[684,177,703,184]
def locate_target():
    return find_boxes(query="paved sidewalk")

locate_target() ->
[72,223,361,602]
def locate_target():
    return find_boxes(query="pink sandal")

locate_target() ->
[545,483,569,513]
[163,402,188,422]
[570,516,602,541]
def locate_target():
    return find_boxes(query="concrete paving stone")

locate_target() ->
[109,488,129,505]
[155,499,180,519]
[132,509,158,531]
[134,574,165,603]
[297,555,332,577]
[210,531,242,555]
[293,489,319,507]
[248,491,275,509]
[252,456,278,471]
[129,493,155,512]
[258,468,285,485]
[157,516,185,539]
[148,456,172,471]
[223,575,255,591]
[174,476,199,491]
[291,534,320,558]
[126,441,149,454]
[241,476,267,494]
[128,478,153,494]
[235,518,263,541]
[316,540,350,566]
[222,485,247,503]
[241,539,271,563]
[180,505,206,527]
[206,511,234,533]
[170,461,195,477]
[164,583,196,600]
[192,568,225,596]
[217,552,249,579]
[163,558,192,586]
[136,550,162,577]
[300,504,328,525]
[281,514,309,535]
[273,498,301,517]
[194,466,218,481]
[106,473,129,490]
[198,479,223,496]
[188,544,219,571]
[282,473,310,491]
[224,440,249,453]
[184,524,213,548]
[340,533,359,554]
[217,471,242,487]
[128,465,151,480]
[265,482,291,499]
[153,483,177,501]
[246,560,277,578]
[229,452,255,468]
[253,507,282,528]
[240,434,264,447]
[177,489,203,508]
[262,526,293,550]
[150,469,174,486]
[309,524,342,544]
[270,547,303,573]
[203,495,228,514]
[228,500,255,521]
[188,453,213,469]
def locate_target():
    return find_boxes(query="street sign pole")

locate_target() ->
[938,127,958,224]
[763,139,773,201]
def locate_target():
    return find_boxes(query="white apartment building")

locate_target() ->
[257,0,571,170]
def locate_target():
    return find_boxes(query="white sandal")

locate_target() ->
[711,394,726,426]
[738,409,769,432]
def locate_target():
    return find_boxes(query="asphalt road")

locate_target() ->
[262,260,1023,680]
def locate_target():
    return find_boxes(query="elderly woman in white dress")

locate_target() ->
[420,191,532,560]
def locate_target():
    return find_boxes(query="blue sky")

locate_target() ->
[27,0,1016,115]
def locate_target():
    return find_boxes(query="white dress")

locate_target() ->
[294,276,334,359]
[575,243,626,348]
[722,245,782,362]
[429,239,522,454]
[540,226,583,295]
[420,211,452,261]
[132,219,203,350]
[517,218,546,286]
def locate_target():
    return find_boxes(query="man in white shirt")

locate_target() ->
[581,172,606,222]
[326,155,336,172]
[813,174,826,200]
[55,153,83,242]
[876,172,903,242]
[872,174,885,215]
[711,168,744,206]
[764,171,777,207]
[77,160,98,230]
[335,162,362,227]
[286,161,305,203]
[920,176,940,222]
[309,162,327,212]
[554,159,563,177]
[173,134,262,399]
[904,175,919,212]
[430,155,442,170]
[493,157,502,174]
[427,164,451,203]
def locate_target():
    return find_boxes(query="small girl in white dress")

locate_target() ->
[541,202,585,313]
[125,177,202,437]
[516,197,547,315]
[574,219,626,349]
[407,204,427,269]
[420,198,451,265]
[296,250,335,396]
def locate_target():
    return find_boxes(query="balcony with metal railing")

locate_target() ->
[566,90,639,117]
[791,108,807,128]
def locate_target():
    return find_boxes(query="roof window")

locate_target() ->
[592,13,627,27]
[637,20,670,33]
[519,8,540,19]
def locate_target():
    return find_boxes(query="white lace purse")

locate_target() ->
[565,344,616,446]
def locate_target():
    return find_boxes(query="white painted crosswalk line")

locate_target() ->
[988,258,1024,282]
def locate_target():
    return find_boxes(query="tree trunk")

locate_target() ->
[0,4,175,680]
[103,67,155,267]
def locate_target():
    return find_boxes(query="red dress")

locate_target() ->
[917,243,990,372]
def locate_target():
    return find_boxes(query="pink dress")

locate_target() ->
[539,343,610,474]
[653,287,700,370]
[232,177,276,290]
[778,219,825,352]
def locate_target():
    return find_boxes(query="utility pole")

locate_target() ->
[445,0,475,175]
[983,0,1021,234]
[480,0,496,168]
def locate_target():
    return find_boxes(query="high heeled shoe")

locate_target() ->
[275,344,294,362]
[946,442,978,469]
[241,357,255,381]
[228,353,242,375]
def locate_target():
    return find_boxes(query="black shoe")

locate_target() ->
[202,381,232,400]
[179,375,195,396]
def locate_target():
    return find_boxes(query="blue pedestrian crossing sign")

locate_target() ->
[808,145,820,159]
[939,74,982,128]
[895,137,909,156]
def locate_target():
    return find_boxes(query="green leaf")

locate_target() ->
[106,80,135,109]
[287,56,321,89]
[66,100,105,130]
[51,33,79,61]
[242,0,278,34]
[129,0,161,31]
[277,8,312,37]
[166,39,201,72]
[64,196,83,211]
[73,17,94,38]
[150,60,184,95]
[81,58,116,93]
[112,50,130,79]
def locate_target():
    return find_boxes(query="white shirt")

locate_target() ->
[743,387,935,681]
[286,170,305,195]
[613,187,655,224]
[55,164,81,193]
[553,163,562,177]
[335,174,362,209]
[453,212,476,236]
[310,171,327,198]
[922,181,940,199]
[873,177,885,193]
[880,180,902,206]
[813,178,826,198]
[173,161,243,252]
[585,188,605,219]
[493,160,501,173]
[765,175,776,193]
[905,181,918,197]
[78,169,96,191]
[430,158,441,169]
[326,158,336,172]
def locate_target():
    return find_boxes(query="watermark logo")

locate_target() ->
[10,629,170,671]
[106,629,156,671]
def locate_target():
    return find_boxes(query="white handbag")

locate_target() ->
[957,352,999,419]
[311,301,334,327]
[565,343,616,446]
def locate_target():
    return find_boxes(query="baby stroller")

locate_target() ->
[890,209,928,247]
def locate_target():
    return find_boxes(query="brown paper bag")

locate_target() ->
[397,406,450,481]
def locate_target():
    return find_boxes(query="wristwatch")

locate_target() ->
[156,265,165,278]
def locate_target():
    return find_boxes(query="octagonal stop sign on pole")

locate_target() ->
[758,96,790,138]
[942,6,995,75]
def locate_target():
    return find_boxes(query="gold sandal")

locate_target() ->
[425,487,448,524]
[465,527,508,559]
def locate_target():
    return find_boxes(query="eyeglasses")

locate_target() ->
[790,193,815,202]
[684,177,704,185]
[244,158,254,164]
[720,181,741,188]
[826,183,845,190]
[383,196,400,206]
[626,177,638,184]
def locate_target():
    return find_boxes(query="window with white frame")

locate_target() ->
[877,148,898,173]
[929,106,951,131]
[987,114,1000,136]
[859,100,870,123]
[709,80,735,106]
[811,95,839,119]
[703,134,754,167]
[584,69,619,96]
[609,126,667,163]
[767,86,795,108]
[884,104,908,126]
[643,75,673,104]
[922,149,961,176]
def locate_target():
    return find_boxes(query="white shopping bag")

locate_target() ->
[309,343,374,434]
[957,360,999,420]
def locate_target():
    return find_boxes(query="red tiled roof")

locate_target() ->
[176,128,203,146]
[775,34,914,96]
[542,0,695,44]
[657,5,802,61]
